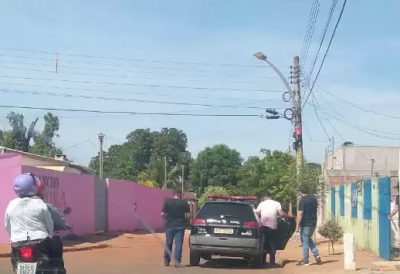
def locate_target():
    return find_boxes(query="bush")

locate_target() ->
[318,219,344,254]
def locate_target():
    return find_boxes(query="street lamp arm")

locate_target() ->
[263,59,293,99]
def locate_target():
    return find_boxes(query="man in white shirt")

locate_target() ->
[5,173,56,271]
[256,193,290,266]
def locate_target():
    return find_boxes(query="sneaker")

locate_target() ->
[164,262,170,267]
[174,262,181,268]
[315,256,322,265]
[298,261,310,266]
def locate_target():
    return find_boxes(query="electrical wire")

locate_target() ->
[0,58,277,81]
[0,88,280,110]
[0,46,272,68]
[302,0,347,109]
[317,85,400,120]
[302,0,338,99]
[0,75,285,94]
[300,0,322,67]
[0,81,268,102]
[0,104,263,117]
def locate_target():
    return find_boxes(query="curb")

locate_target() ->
[0,244,110,258]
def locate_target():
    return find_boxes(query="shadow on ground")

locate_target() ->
[199,258,285,270]
[63,229,164,247]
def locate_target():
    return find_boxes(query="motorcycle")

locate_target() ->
[12,207,72,274]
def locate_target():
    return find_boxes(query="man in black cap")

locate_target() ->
[161,191,191,268]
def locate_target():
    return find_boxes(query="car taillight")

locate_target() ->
[20,247,33,260]
[192,218,206,225]
[243,220,259,228]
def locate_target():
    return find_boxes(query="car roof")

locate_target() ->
[204,200,253,205]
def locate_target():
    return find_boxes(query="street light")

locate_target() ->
[253,52,294,101]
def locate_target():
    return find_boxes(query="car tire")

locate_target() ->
[190,250,201,266]
[250,253,264,268]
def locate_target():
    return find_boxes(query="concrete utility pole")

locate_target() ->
[98,133,105,179]
[164,156,167,190]
[291,56,304,180]
[181,165,185,194]
[253,52,304,212]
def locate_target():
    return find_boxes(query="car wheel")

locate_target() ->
[201,254,211,261]
[190,250,201,266]
[250,253,264,268]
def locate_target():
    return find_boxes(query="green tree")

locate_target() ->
[198,185,230,207]
[189,144,242,193]
[0,112,63,158]
[88,128,192,185]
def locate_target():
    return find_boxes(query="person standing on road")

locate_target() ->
[161,190,191,268]
[296,183,322,266]
[255,192,290,267]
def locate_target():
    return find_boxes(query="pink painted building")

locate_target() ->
[0,153,172,244]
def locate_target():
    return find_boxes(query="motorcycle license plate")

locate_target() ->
[17,262,37,274]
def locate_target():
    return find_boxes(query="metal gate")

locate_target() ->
[94,178,107,233]
[379,177,392,260]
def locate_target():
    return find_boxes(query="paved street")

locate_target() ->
[0,233,378,274]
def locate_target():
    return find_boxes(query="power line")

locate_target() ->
[311,94,331,139]
[0,63,277,85]
[0,88,282,110]
[0,81,268,102]
[0,59,277,81]
[0,75,285,94]
[317,85,400,120]
[300,0,322,67]
[0,104,263,118]
[0,46,274,68]
[302,0,347,109]
[302,0,338,99]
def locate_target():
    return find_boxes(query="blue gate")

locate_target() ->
[331,187,336,217]
[378,177,391,260]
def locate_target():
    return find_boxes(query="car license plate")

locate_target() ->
[214,228,234,234]
[17,262,37,274]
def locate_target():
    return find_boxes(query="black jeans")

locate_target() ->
[261,226,277,264]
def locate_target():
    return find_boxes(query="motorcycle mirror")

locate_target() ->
[63,207,72,215]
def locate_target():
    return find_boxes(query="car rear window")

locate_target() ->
[197,202,256,220]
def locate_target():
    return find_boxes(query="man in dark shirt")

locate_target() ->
[296,183,322,266]
[161,191,191,268]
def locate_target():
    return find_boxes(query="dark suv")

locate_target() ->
[189,195,296,267]
[189,199,264,267]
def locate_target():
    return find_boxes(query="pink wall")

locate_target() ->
[21,166,96,236]
[107,179,173,232]
[0,154,23,243]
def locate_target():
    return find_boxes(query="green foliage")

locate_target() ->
[318,219,344,254]
[89,128,192,188]
[189,144,242,193]
[0,111,63,158]
[198,186,230,207]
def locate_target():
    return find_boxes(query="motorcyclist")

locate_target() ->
[4,173,54,270]
[35,178,69,273]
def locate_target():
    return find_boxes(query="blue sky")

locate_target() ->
[0,0,399,166]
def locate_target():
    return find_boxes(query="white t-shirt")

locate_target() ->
[4,197,54,243]
[255,199,282,229]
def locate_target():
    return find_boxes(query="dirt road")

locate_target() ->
[0,233,378,274]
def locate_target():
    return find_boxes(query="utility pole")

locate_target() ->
[291,56,303,181]
[330,137,335,169]
[163,156,167,190]
[370,159,375,178]
[98,133,105,179]
[181,165,185,195]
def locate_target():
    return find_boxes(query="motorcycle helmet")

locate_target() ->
[36,176,46,199]
[13,173,38,197]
